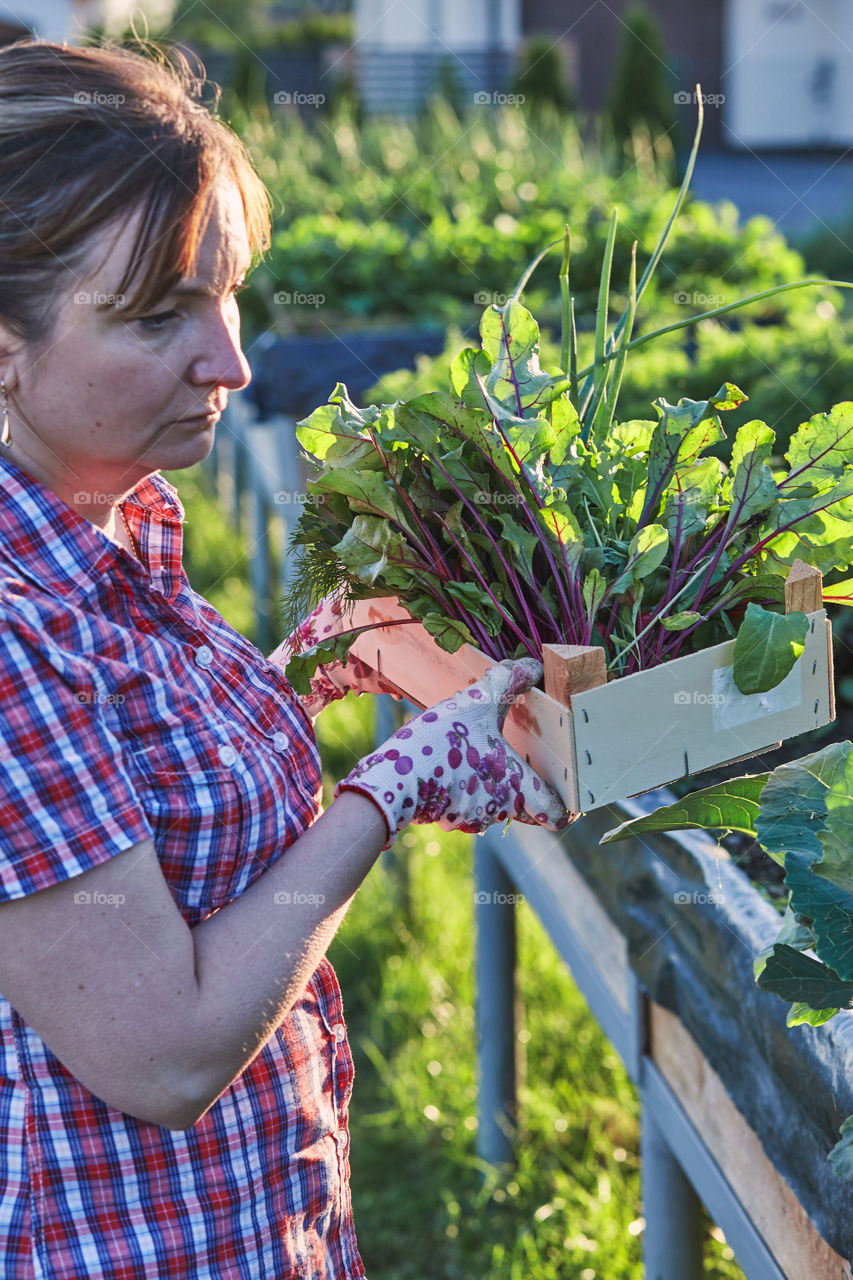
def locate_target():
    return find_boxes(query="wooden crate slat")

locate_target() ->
[343,590,833,815]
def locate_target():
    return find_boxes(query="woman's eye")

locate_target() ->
[138,309,180,331]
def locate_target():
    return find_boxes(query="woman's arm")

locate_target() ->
[0,791,387,1131]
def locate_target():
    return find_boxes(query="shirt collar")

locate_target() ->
[0,452,186,603]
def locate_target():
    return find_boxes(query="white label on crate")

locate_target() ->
[711,659,802,731]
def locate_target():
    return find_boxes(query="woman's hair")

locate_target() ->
[0,40,271,347]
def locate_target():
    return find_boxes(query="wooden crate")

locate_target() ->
[347,561,834,813]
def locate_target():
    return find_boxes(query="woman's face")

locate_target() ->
[0,182,252,517]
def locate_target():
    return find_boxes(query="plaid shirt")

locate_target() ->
[0,454,365,1279]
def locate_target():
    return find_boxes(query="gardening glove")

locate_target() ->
[269,594,403,719]
[335,657,574,849]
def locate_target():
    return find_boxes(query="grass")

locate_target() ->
[315,694,746,1279]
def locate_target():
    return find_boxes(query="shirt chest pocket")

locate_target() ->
[126,722,254,916]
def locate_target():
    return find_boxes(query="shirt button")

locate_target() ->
[218,744,237,767]
[332,1023,346,1043]
[195,645,214,668]
[273,731,290,753]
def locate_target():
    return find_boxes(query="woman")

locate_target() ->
[0,39,567,1279]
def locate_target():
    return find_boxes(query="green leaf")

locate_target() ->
[757,944,853,1010]
[829,1115,853,1180]
[662,458,724,539]
[444,580,502,636]
[310,468,399,522]
[548,396,581,465]
[754,905,817,981]
[582,568,607,621]
[480,300,570,417]
[725,420,778,524]
[284,631,358,697]
[786,1002,839,1027]
[449,347,493,409]
[640,393,729,524]
[660,611,702,631]
[814,771,853,899]
[755,743,851,862]
[600,775,769,844]
[332,515,406,587]
[785,402,853,485]
[609,524,669,594]
[731,603,808,695]
[421,613,477,652]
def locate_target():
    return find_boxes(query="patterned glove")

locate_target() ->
[335,658,573,849]
[268,594,402,719]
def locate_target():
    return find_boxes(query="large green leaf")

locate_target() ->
[480,300,570,418]
[662,457,724,539]
[784,850,853,981]
[601,775,769,844]
[332,515,406,586]
[757,944,853,1010]
[785,402,853,485]
[755,743,851,862]
[731,603,808,694]
[725,420,778,524]
[813,750,853,896]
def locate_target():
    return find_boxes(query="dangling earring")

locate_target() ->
[0,382,11,448]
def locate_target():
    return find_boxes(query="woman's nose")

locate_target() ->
[190,304,252,391]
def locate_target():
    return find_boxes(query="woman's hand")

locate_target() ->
[269,594,402,718]
[335,658,574,848]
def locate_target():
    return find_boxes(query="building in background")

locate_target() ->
[354,0,519,114]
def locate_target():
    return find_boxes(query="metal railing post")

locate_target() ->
[641,1098,704,1280]
[475,826,518,1167]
